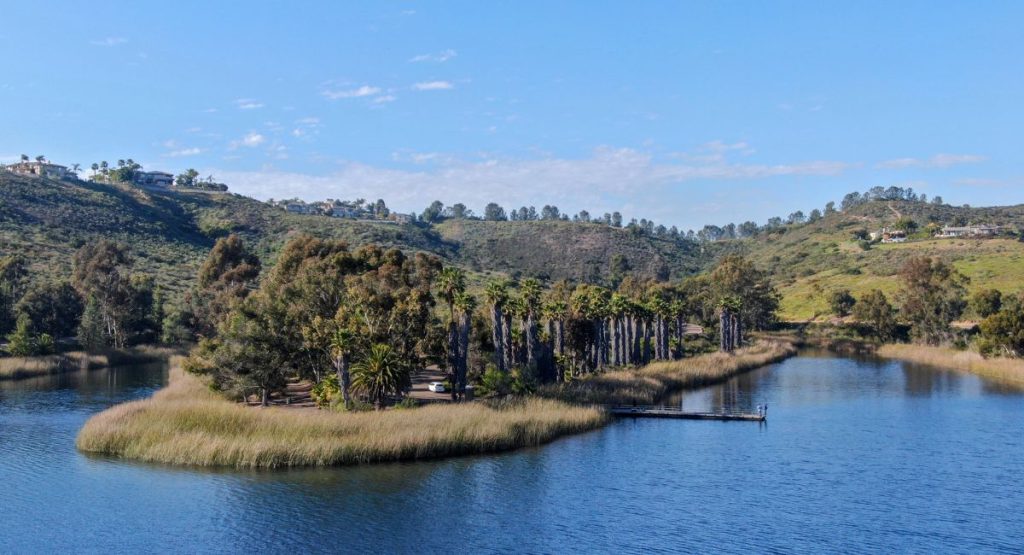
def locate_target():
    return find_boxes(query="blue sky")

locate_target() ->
[2,1,1022,229]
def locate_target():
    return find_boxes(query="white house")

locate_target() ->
[937,225,1001,238]
[134,171,175,189]
[6,160,72,180]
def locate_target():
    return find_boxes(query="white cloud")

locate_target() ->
[413,81,454,91]
[165,147,202,157]
[322,85,381,100]
[372,94,397,104]
[877,153,986,169]
[409,49,457,63]
[90,37,127,47]
[230,132,265,149]
[235,98,265,110]
[213,146,852,224]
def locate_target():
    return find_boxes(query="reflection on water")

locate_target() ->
[1,353,1022,553]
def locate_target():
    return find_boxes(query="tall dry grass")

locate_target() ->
[0,346,181,381]
[540,340,798,405]
[77,360,608,469]
[876,344,1024,388]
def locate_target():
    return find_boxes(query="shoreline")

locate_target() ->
[874,344,1024,389]
[76,342,797,469]
[0,346,182,381]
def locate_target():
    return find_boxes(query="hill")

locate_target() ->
[0,174,718,298]
[741,200,1024,320]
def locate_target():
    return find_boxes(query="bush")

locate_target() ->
[311,373,340,408]
[477,365,512,396]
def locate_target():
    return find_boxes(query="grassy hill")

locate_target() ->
[4,173,1022,321]
[435,219,727,283]
[741,200,1024,320]
[0,174,719,298]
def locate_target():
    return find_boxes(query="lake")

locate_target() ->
[1,352,1022,553]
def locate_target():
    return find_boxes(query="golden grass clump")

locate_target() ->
[77,360,608,469]
[876,344,1024,388]
[540,340,798,405]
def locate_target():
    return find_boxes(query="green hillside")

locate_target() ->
[0,174,719,297]
[4,173,1023,321]
[741,200,1024,320]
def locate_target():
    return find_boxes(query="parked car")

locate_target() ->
[427,382,446,393]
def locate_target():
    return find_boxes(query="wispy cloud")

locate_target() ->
[409,49,457,63]
[322,85,381,100]
[235,98,264,110]
[372,94,397,104]
[214,146,852,225]
[413,80,454,91]
[90,37,127,47]
[165,147,202,157]
[877,153,986,169]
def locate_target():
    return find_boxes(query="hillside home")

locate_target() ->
[285,203,313,215]
[134,171,174,189]
[6,160,72,180]
[392,213,414,224]
[937,225,1001,238]
[871,227,907,243]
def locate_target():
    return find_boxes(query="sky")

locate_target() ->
[2,1,1022,230]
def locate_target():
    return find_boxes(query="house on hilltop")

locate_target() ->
[936,224,1001,238]
[134,171,174,189]
[5,160,72,180]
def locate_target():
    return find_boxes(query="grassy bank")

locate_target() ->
[540,340,798,405]
[77,361,608,469]
[0,346,181,381]
[876,344,1024,389]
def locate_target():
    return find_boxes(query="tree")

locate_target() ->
[931,196,944,206]
[540,205,560,220]
[485,280,509,373]
[827,289,856,317]
[176,168,200,188]
[970,289,1003,319]
[893,217,918,233]
[351,343,410,409]
[611,212,623,228]
[787,211,806,225]
[706,255,780,331]
[7,314,40,356]
[0,255,29,334]
[72,241,152,349]
[824,201,837,215]
[853,290,898,340]
[374,199,389,218]
[15,281,83,338]
[484,203,507,221]
[737,221,759,238]
[898,256,968,345]
[421,200,444,223]
[978,294,1024,357]
[447,203,469,219]
[808,209,822,222]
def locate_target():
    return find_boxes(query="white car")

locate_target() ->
[427,382,446,393]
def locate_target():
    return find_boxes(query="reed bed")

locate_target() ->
[77,361,608,469]
[540,340,798,405]
[876,344,1024,389]
[0,346,181,381]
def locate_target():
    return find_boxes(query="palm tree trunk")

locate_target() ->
[458,311,471,398]
[336,353,351,407]
[502,313,513,371]
[525,314,537,368]
[491,304,504,372]
[448,321,459,400]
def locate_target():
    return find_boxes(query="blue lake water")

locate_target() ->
[1,352,1022,553]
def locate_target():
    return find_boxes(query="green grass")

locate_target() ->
[77,360,609,468]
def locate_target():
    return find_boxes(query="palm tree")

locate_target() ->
[484,280,508,372]
[330,326,355,408]
[437,267,465,322]
[454,292,476,399]
[351,343,408,410]
[521,278,543,366]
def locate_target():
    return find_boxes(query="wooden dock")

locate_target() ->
[609,406,765,422]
